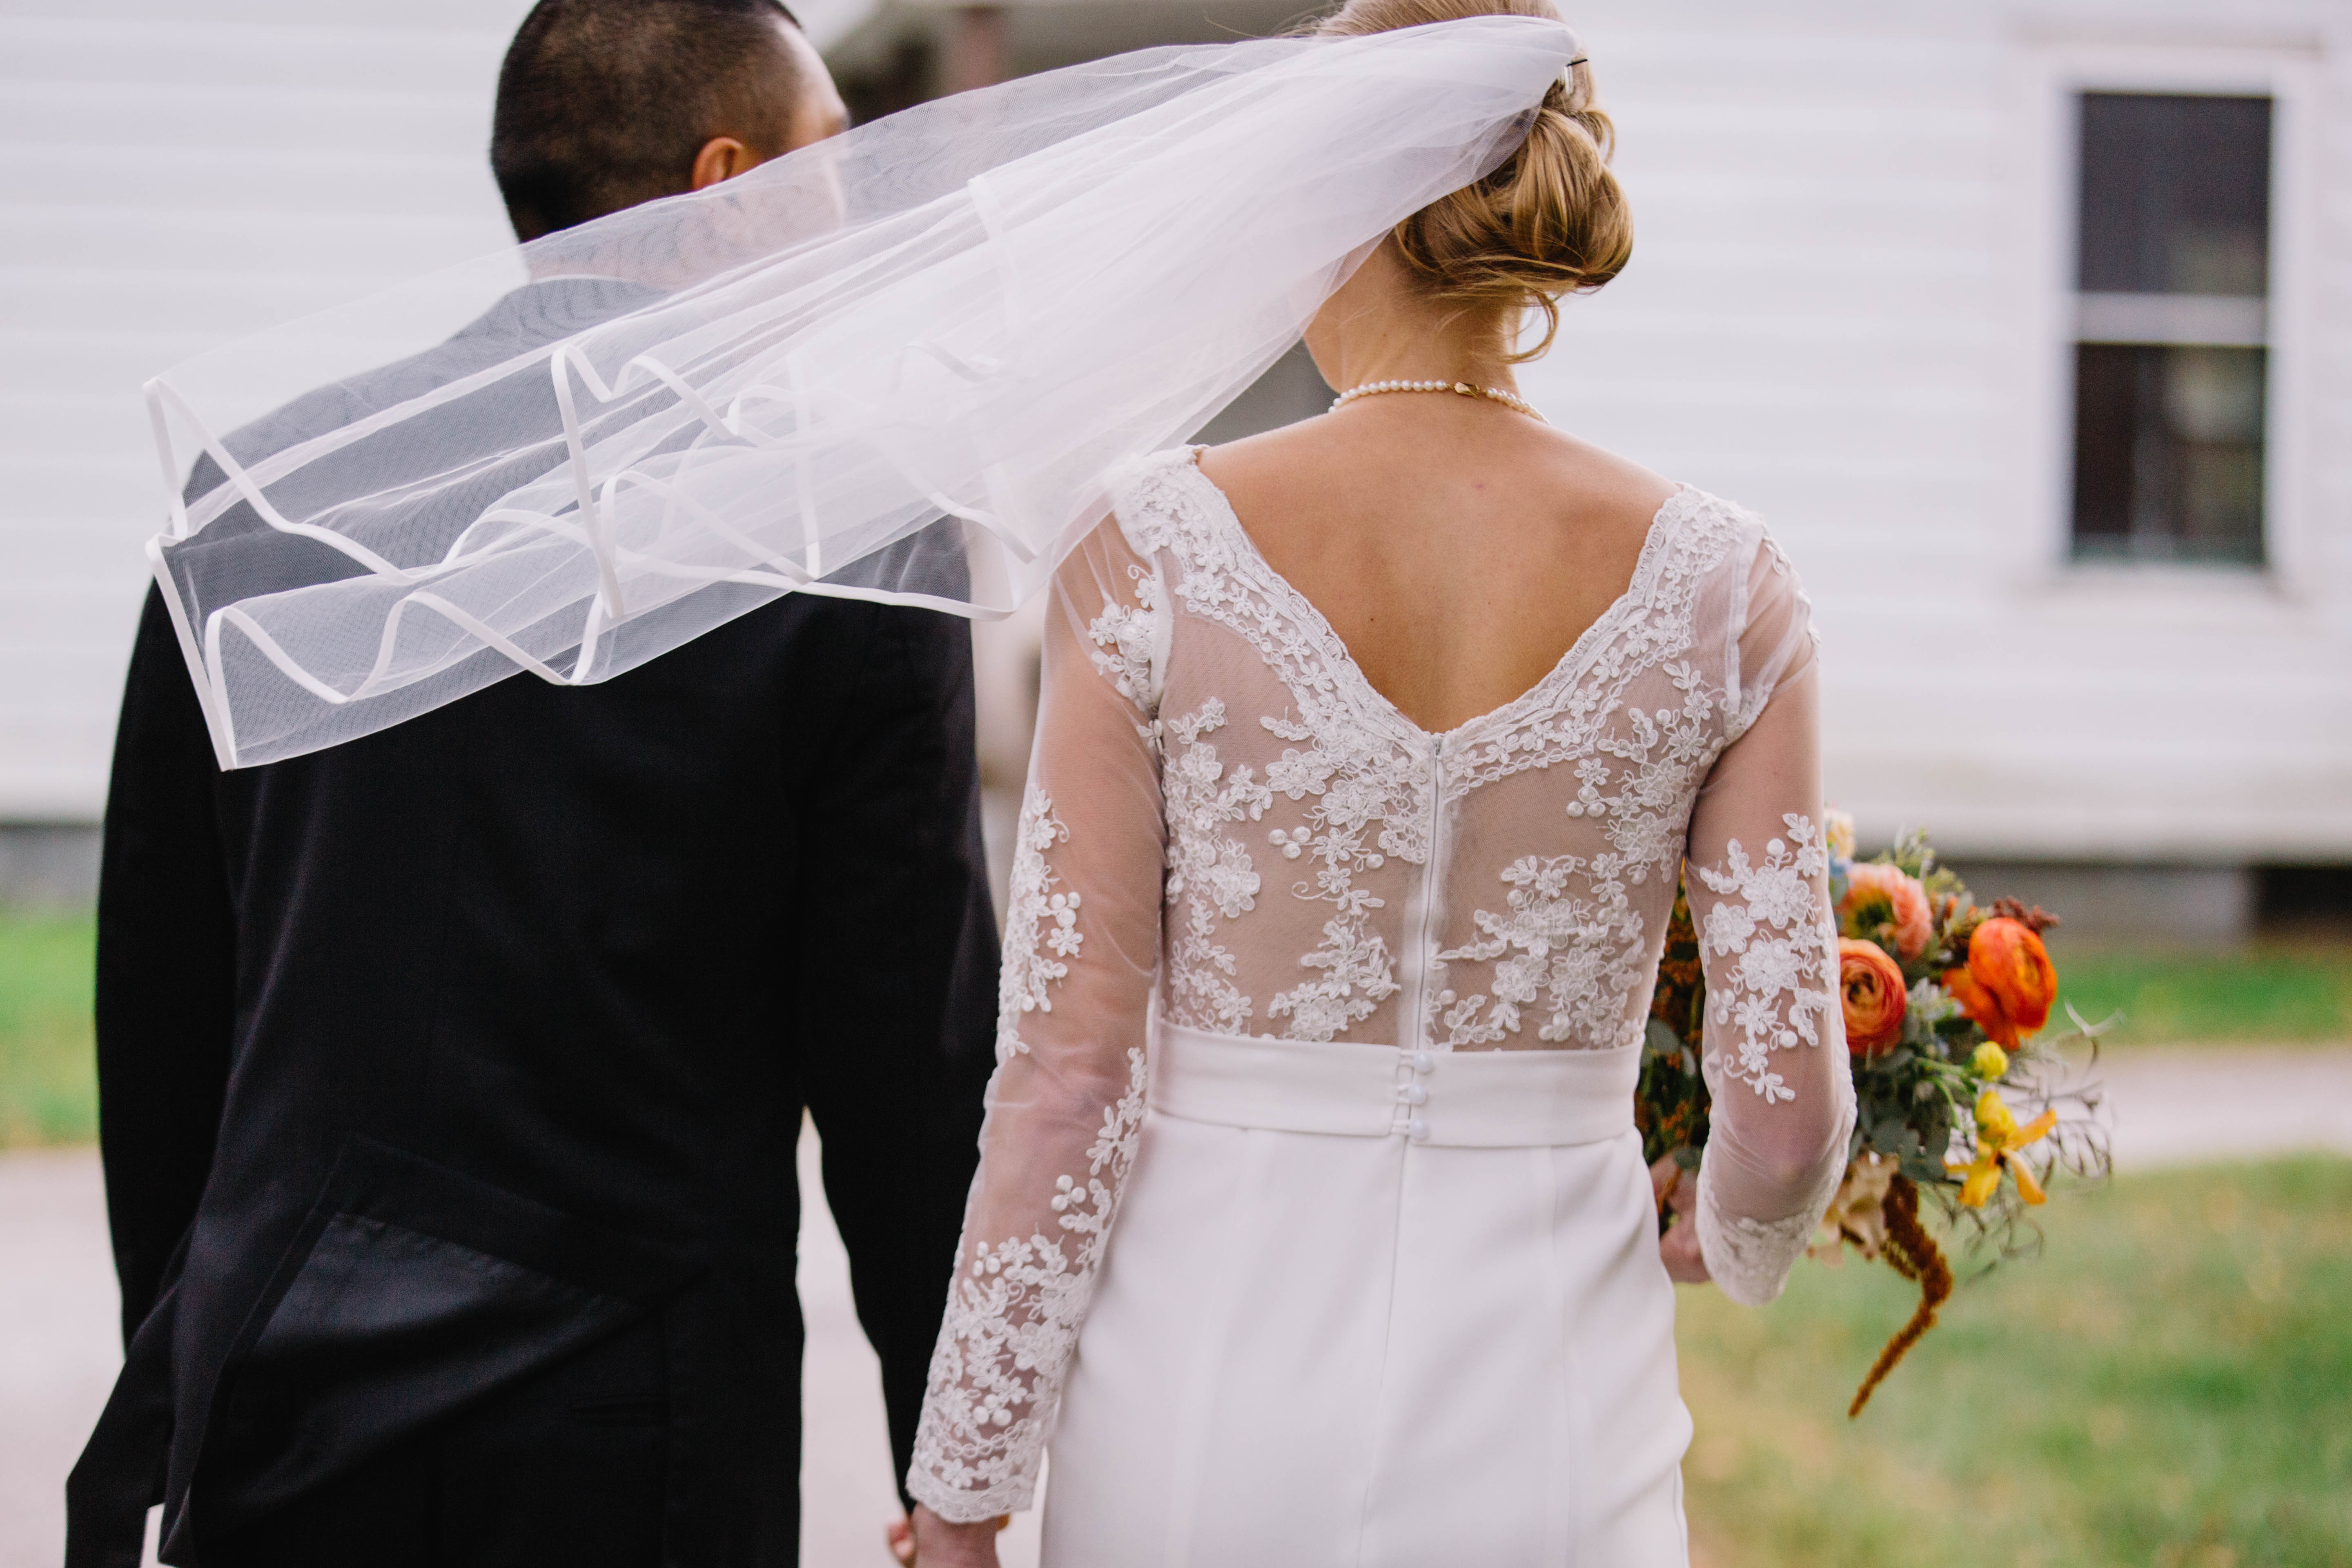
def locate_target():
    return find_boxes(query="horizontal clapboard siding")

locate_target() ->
[0,0,2344,868]
[1521,0,2352,861]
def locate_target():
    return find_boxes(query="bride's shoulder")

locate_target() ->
[1191,416,1361,510]
[1524,426,1679,530]
[1100,445,1218,555]
[1652,479,1791,573]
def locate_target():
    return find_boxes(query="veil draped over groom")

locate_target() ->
[69,5,999,1565]
[134,14,1578,770]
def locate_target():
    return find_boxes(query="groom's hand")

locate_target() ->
[896,1505,1007,1567]
[1650,1154,1711,1285]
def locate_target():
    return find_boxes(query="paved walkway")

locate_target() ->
[2092,1046,2352,1169]
[0,1149,122,1568]
[4,1048,2347,1567]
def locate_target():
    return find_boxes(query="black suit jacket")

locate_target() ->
[68,287,998,1568]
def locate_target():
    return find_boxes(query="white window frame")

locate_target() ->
[2005,38,2322,595]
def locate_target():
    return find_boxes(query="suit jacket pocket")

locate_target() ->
[202,1136,699,1528]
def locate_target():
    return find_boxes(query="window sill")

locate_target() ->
[2024,559,2307,626]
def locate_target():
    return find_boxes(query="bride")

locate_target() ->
[904,2,1855,1562]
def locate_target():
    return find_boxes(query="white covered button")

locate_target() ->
[1407,1117,1430,1141]
[1398,1083,1428,1106]
[1410,1051,1434,1073]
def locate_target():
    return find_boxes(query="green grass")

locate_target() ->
[1677,1157,2352,1568]
[0,910,97,1146]
[2052,943,2352,1045]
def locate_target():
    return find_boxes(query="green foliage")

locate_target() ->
[1678,1157,2352,1568]
[0,911,98,1146]
[2056,944,2352,1046]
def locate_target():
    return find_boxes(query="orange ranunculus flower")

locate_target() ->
[1943,916,2056,1047]
[1838,938,1908,1057]
[1838,862,1934,961]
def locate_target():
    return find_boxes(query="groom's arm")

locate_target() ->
[92,587,238,1344]
[796,600,1000,1506]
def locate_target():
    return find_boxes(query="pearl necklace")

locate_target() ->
[1328,378,1546,422]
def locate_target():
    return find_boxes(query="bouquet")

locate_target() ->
[1640,813,2111,1415]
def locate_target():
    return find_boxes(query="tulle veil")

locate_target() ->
[143,16,1580,767]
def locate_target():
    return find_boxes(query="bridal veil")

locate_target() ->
[138,17,1580,767]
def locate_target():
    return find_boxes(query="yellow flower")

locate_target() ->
[1971,1042,2010,1079]
[1953,1089,2058,1208]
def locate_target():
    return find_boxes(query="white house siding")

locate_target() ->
[1513,0,2351,865]
[1,0,2344,882]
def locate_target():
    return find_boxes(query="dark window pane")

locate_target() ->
[2071,344,2138,542]
[2079,94,2271,296]
[2071,343,2265,564]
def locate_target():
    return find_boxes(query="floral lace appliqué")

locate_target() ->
[997,787,1080,1057]
[1695,1159,1826,1307]
[1690,813,1835,1100]
[1433,852,1647,1049]
[1260,710,1411,1042]
[1113,453,1421,1043]
[908,1046,1149,1521]
[1087,561,1167,711]
[1161,699,1271,1034]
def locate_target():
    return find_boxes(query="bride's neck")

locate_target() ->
[1326,338,1520,397]
[1306,247,1522,398]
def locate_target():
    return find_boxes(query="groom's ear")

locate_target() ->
[690,136,761,192]
[691,17,847,190]
[492,0,846,241]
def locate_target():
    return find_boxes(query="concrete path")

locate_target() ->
[4,1048,2346,1566]
[0,1148,124,1568]
[2092,1046,2352,1170]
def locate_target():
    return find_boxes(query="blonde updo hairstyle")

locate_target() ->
[1312,0,1632,359]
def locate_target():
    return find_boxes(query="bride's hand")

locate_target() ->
[1649,1154,1711,1285]
[895,1505,1007,1567]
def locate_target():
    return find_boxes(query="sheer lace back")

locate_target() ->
[910,446,1855,1521]
[1110,448,1811,1057]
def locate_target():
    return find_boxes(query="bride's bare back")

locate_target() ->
[1199,396,1677,735]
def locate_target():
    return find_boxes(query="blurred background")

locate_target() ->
[1,0,2347,1564]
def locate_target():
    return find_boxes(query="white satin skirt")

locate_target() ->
[1041,1020,1693,1568]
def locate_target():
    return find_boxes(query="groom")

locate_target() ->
[67,3,997,1564]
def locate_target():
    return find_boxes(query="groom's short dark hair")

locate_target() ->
[492,0,806,243]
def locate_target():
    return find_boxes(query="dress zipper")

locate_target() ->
[1412,734,1446,1053]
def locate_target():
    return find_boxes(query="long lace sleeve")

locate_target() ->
[1681,539,1856,1307]
[908,520,1169,1521]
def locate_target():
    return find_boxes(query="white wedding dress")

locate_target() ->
[908,448,1857,1565]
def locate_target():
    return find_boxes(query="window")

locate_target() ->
[2070,93,2272,566]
